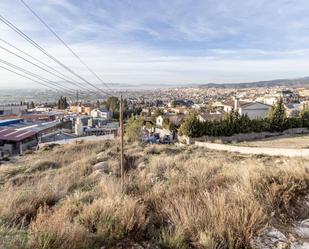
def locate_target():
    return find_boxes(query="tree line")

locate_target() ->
[179,98,309,137]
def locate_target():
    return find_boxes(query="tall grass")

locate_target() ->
[0,141,308,249]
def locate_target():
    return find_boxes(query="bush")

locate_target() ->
[125,117,143,142]
[28,206,90,249]
[79,196,148,241]
[25,160,60,173]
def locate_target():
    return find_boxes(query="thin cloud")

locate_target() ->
[0,0,309,88]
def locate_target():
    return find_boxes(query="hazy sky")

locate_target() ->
[0,0,309,88]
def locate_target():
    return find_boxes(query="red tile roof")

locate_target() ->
[0,127,37,141]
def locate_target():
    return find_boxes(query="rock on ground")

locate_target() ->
[252,227,289,249]
[101,242,161,249]
[93,161,110,175]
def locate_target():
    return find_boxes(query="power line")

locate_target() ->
[0,14,111,97]
[1,65,76,103]
[0,38,93,93]
[0,58,76,93]
[20,0,111,90]
[0,64,60,92]
[0,44,87,91]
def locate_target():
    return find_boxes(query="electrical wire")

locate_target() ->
[0,58,76,93]
[0,14,111,96]
[20,0,111,90]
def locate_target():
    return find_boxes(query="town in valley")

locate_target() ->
[1,80,309,159]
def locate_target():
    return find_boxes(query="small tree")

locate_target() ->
[96,100,101,108]
[153,108,164,117]
[162,118,175,131]
[57,96,69,110]
[299,103,309,128]
[29,101,35,109]
[267,98,286,131]
[106,96,119,112]
[171,100,177,108]
[125,117,143,142]
[178,112,201,137]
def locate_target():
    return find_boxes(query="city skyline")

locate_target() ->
[0,0,309,88]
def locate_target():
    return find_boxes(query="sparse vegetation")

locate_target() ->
[0,141,308,249]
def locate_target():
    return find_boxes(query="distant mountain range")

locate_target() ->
[96,76,309,90]
[199,76,309,89]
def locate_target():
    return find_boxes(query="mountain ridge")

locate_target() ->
[199,76,309,88]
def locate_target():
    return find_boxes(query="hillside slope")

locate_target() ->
[0,141,308,249]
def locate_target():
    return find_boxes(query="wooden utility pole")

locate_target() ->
[120,95,125,189]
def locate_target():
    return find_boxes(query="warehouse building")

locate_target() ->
[0,127,38,155]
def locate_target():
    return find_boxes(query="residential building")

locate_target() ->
[198,113,224,122]
[215,98,272,119]
[235,98,271,119]
[156,114,185,128]
[285,103,302,117]
[90,108,112,119]
[70,103,93,115]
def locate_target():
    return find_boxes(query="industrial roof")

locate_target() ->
[0,118,24,126]
[0,127,37,142]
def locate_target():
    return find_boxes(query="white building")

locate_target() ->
[75,117,84,136]
[217,98,272,119]
[0,105,27,116]
[90,108,112,119]
[235,99,271,119]
[156,115,165,127]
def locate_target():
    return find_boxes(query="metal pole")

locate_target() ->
[120,95,125,189]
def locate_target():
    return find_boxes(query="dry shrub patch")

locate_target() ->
[0,141,308,249]
[28,206,90,249]
[251,167,309,221]
[25,160,61,173]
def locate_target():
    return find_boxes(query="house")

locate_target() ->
[198,113,224,122]
[235,98,271,119]
[156,114,185,128]
[155,114,185,142]
[215,98,271,119]
[90,108,112,119]
[70,103,93,115]
[285,103,302,117]
[169,107,189,114]
[214,100,249,113]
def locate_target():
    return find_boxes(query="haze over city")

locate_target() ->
[1,0,309,88]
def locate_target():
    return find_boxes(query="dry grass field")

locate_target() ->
[0,141,308,249]
[238,134,309,149]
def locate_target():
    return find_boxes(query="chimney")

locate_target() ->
[234,96,239,110]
